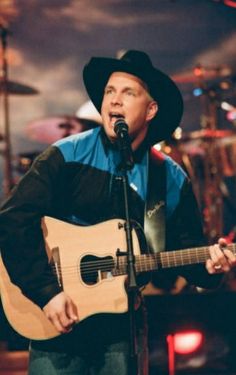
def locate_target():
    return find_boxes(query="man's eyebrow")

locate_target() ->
[104,84,114,92]
[105,85,137,91]
[123,86,137,91]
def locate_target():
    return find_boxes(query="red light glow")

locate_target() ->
[172,331,203,354]
[194,67,204,77]
[226,110,236,121]
[224,0,236,8]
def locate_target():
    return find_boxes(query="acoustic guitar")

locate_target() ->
[0,217,231,340]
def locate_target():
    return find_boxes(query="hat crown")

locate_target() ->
[120,50,153,71]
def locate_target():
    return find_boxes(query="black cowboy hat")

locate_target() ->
[83,50,183,144]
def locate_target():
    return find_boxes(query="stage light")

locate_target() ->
[226,110,236,122]
[193,65,205,78]
[166,331,204,375]
[212,0,236,8]
[220,101,236,123]
[224,0,236,8]
[172,330,203,354]
[193,87,203,97]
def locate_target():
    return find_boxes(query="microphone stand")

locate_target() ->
[115,119,139,375]
[121,172,139,375]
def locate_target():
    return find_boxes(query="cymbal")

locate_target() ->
[26,115,98,144]
[0,78,39,95]
[182,129,235,141]
[172,65,232,84]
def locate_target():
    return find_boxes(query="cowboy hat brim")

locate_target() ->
[83,52,183,144]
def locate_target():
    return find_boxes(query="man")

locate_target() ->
[0,50,235,375]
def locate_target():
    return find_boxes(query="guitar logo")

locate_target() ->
[147,200,165,219]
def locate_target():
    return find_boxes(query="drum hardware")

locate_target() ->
[163,64,236,242]
[181,129,235,141]
[19,109,101,173]
[190,68,236,242]
[1,24,13,197]
[25,115,97,145]
[147,68,236,244]
[201,140,224,242]
[0,25,39,198]
[178,127,236,241]
[171,61,236,243]
[172,64,232,85]
[14,151,40,174]
[0,78,39,95]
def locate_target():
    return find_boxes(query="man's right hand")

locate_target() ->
[43,291,79,334]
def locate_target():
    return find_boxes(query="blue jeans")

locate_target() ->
[28,312,148,375]
[29,341,135,375]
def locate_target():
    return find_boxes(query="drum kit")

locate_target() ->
[159,66,236,243]
[166,128,236,243]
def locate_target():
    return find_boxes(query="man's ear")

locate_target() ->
[147,101,158,122]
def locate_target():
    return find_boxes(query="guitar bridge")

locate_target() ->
[50,247,63,288]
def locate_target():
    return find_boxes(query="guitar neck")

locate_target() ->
[113,243,236,275]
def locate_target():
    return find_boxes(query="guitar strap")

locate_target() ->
[144,147,166,254]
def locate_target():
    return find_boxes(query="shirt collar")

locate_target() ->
[99,127,150,164]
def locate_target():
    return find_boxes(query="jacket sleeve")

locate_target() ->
[0,146,66,308]
[166,178,223,289]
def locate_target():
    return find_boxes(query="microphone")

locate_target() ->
[114,118,134,170]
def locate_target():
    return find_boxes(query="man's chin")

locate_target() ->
[107,135,117,144]
[103,128,117,142]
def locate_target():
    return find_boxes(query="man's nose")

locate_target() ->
[111,92,122,105]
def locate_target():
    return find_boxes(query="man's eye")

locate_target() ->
[105,88,113,95]
[126,91,135,96]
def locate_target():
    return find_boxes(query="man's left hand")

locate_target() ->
[206,238,236,274]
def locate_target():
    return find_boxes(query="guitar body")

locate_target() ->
[0,217,141,340]
[0,254,59,340]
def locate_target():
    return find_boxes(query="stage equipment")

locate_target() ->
[147,292,236,375]
[167,330,204,375]
[25,116,90,144]
[170,64,236,243]
[0,78,38,95]
[172,64,231,84]
[0,25,39,196]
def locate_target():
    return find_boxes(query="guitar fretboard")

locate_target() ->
[112,243,236,276]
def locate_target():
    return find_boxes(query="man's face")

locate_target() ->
[101,72,158,149]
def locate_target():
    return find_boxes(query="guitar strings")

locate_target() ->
[48,244,236,276]
[48,249,217,273]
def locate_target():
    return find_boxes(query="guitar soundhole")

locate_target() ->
[80,255,114,285]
